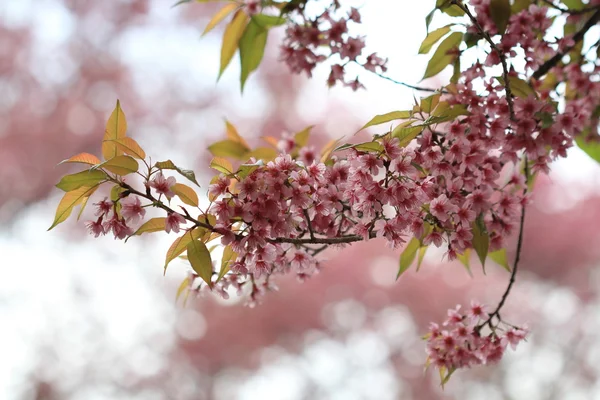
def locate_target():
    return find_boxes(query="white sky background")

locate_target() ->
[1,0,600,399]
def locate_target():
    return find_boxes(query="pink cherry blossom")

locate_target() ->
[149,172,176,199]
[120,196,146,223]
[165,212,186,234]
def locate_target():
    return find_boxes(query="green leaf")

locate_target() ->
[208,139,249,159]
[110,185,126,202]
[164,228,205,274]
[132,217,167,237]
[48,185,100,231]
[397,237,421,279]
[219,9,249,79]
[251,14,286,28]
[210,157,234,175]
[490,0,511,34]
[56,170,106,192]
[416,245,428,271]
[237,161,263,179]
[359,111,412,132]
[99,155,139,176]
[243,147,278,162]
[489,248,511,272]
[175,275,191,304]
[496,76,537,99]
[218,245,237,282]
[425,8,436,32]
[187,239,213,285]
[423,32,463,80]
[172,183,199,207]
[294,125,314,148]
[239,19,268,91]
[394,126,424,147]
[353,141,383,153]
[456,249,473,277]
[154,160,201,187]
[421,93,442,113]
[562,0,584,10]
[511,0,531,13]
[419,25,452,54]
[102,100,127,161]
[472,219,490,272]
[575,136,600,163]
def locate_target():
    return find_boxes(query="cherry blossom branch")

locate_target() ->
[532,8,600,80]
[451,0,516,121]
[365,68,448,93]
[540,0,600,15]
[272,232,376,245]
[482,159,530,328]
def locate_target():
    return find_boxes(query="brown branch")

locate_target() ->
[481,159,529,329]
[451,0,516,121]
[365,68,448,93]
[272,232,376,245]
[532,8,600,80]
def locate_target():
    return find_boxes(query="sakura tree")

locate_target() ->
[48,0,600,384]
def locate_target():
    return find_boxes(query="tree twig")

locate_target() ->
[451,0,516,121]
[532,8,600,80]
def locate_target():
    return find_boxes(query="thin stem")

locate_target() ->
[451,0,516,121]
[482,159,529,327]
[364,68,447,93]
[532,8,600,80]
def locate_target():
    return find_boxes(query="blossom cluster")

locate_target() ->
[425,303,528,370]
[280,1,387,90]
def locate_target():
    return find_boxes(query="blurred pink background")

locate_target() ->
[2,1,600,399]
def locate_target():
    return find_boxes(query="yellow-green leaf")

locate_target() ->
[359,111,413,132]
[132,217,167,236]
[187,239,213,285]
[294,125,314,148]
[218,245,237,282]
[102,100,127,160]
[203,2,238,35]
[419,25,452,54]
[225,120,250,149]
[175,275,191,304]
[496,76,537,99]
[172,183,199,207]
[208,139,249,159]
[472,219,490,272]
[48,185,100,230]
[456,249,473,277]
[106,137,146,160]
[243,147,278,162]
[416,245,428,271]
[100,155,139,176]
[397,237,421,279]
[56,170,106,192]
[239,19,268,90]
[490,0,511,34]
[164,228,205,274]
[421,93,442,113]
[489,248,511,272]
[394,126,424,147]
[154,160,200,187]
[58,152,101,166]
[210,157,234,175]
[423,32,463,80]
[219,9,249,78]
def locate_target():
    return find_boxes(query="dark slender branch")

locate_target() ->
[482,159,529,328]
[540,0,600,15]
[365,68,447,93]
[272,232,376,245]
[451,0,516,120]
[532,8,600,80]
[303,209,315,240]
